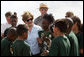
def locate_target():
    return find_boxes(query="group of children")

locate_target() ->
[1,11,83,56]
[1,24,31,56]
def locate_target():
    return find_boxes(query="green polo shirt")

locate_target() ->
[76,32,83,49]
[66,31,79,56]
[12,39,31,56]
[49,36,70,56]
[1,37,12,56]
[76,32,83,56]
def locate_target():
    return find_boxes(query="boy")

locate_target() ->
[49,19,70,56]
[12,24,31,56]
[1,27,17,56]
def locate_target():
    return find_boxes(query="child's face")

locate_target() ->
[72,22,77,33]
[10,18,18,27]
[42,19,50,31]
[8,34,17,42]
[53,26,60,37]
[23,32,28,40]
[12,35,17,41]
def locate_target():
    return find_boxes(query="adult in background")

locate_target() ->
[1,11,12,39]
[34,3,48,28]
[65,11,74,19]
[3,12,18,37]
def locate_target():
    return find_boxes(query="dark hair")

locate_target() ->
[80,24,83,33]
[54,19,67,33]
[5,11,12,17]
[14,12,17,16]
[43,14,55,24]
[64,18,73,34]
[4,27,11,37]
[10,12,18,19]
[7,27,17,37]
[49,24,54,33]
[16,24,28,36]
[71,16,81,31]
[10,15,18,19]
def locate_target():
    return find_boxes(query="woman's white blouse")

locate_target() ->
[25,24,42,55]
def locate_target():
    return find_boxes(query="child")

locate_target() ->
[1,27,17,56]
[10,12,18,27]
[12,24,31,56]
[37,14,55,56]
[49,19,70,56]
[64,18,79,56]
[71,16,83,56]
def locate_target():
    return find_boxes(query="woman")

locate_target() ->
[21,11,42,56]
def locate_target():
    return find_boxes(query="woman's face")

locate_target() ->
[25,17,33,26]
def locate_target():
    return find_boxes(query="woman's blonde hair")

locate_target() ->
[22,11,34,21]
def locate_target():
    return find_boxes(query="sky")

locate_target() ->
[1,1,83,24]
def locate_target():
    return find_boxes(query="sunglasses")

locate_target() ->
[40,7,48,9]
[26,18,33,22]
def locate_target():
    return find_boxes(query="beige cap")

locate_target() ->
[39,3,48,9]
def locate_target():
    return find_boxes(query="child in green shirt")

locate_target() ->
[71,16,83,56]
[12,24,31,56]
[64,18,79,56]
[49,19,70,56]
[37,14,55,56]
[1,27,17,56]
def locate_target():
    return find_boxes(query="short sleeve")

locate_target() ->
[49,39,58,56]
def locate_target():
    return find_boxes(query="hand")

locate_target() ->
[80,48,83,55]
[41,50,49,56]
[1,33,4,39]
[37,38,42,44]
